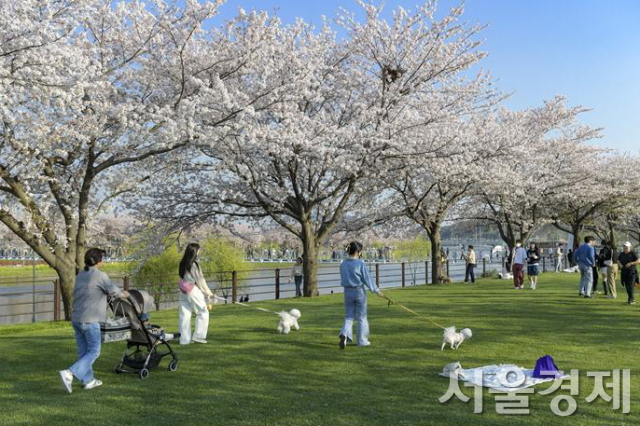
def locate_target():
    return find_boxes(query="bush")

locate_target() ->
[199,237,251,299]
[127,238,253,306]
[129,244,181,309]
[481,268,499,278]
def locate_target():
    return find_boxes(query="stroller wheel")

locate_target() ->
[168,360,178,372]
[139,368,150,380]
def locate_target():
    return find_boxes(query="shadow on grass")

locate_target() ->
[0,274,638,426]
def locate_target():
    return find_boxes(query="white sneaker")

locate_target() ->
[83,379,103,390]
[191,337,207,344]
[59,369,73,394]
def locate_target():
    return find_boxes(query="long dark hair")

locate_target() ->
[179,243,200,279]
[84,248,106,271]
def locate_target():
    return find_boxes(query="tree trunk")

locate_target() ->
[300,227,319,297]
[498,232,516,271]
[56,267,77,321]
[499,233,516,256]
[519,229,533,247]
[427,226,444,284]
[572,224,581,249]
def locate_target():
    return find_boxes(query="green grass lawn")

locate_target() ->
[1,273,638,426]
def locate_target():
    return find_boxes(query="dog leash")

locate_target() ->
[381,295,446,329]
[212,295,282,316]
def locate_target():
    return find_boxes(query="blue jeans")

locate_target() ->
[70,322,101,384]
[294,276,303,297]
[578,264,593,296]
[340,287,369,345]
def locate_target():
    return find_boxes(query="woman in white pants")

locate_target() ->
[178,243,213,344]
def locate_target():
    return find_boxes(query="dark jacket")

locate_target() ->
[598,246,613,268]
[526,248,541,265]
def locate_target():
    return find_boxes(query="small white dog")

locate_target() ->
[441,326,472,350]
[277,309,301,334]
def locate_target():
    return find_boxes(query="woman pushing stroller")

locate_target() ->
[59,248,129,393]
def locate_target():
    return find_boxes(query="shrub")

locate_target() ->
[481,268,499,278]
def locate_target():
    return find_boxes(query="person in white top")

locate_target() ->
[289,257,304,297]
[178,243,213,345]
[555,243,564,272]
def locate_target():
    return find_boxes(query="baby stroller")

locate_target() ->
[111,289,179,379]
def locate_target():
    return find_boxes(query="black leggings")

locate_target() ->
[592,266,599,292]
[622,272,637,302]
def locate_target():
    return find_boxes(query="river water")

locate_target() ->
[0,258,509,324]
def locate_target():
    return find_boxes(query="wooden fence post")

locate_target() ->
[375,263,380,289]
[446,260,450,278]
[401,262,406,288]
[53,279,60,321]
[275,268,280,300]
[483,258,486,276]
[232,270,238,303]
[425,261,429,285]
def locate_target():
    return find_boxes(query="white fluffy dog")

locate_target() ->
[277,309,301,334]
[441,326,472,350]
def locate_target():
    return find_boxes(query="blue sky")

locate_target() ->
[211,0,640,152]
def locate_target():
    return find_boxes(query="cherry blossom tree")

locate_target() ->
[140,1,489,296]
[388,93,510,283]
[549,154,622,248]
[0,0,224,318]
[468,97,602,252]
[586,154,640,249]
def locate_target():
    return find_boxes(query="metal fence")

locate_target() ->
[0,257,515,325]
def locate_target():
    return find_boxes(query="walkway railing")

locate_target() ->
[0,258,510,324]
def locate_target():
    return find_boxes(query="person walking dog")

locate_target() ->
[338,241,384,349]
[178,243,214,344]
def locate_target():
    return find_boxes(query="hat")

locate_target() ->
[623,241,632,248]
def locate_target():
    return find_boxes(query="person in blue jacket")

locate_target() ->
[573,236,597,298]
[338,241,384,349]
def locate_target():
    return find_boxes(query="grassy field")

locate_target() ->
[1,273,639,426]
